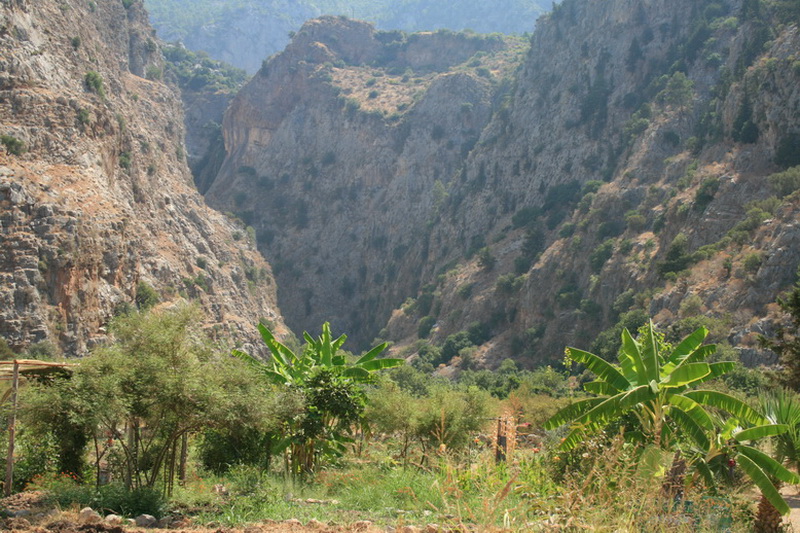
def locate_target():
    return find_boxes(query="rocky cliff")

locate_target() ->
[0,0,285,356]
[207,17,523,347]
[208,0,800,367]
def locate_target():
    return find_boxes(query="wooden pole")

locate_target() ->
[4,360,20,496]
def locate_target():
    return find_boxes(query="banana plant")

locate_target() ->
[233,321,403,385]
[691,416,800,515]
[545,321,797,513]
[232,321,403,475]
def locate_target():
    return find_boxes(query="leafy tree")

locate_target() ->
[233,322,403,475]
[0,135,26,156]
[25,305,274,493]
[412,384,494,454]
[84,71,105,98]
[659,72,694,109]
[546,321,799,514]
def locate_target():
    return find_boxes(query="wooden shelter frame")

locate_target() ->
[0,359,77,496]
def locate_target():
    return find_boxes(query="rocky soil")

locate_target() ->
[0,0,286,356]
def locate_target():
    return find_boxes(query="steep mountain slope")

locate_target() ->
[206,17,526,347]
[0,0,285,356]
[398,0,800,367]
[207,0,800,367]
[144,0,553,73]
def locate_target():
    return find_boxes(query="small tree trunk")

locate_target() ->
[178,434,188,485]
[661,452,686,502]
[754,492,783,533]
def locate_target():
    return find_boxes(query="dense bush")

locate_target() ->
[1,134,26,155]
[84,71,105,98]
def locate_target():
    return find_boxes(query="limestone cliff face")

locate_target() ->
[0,0,285,355]
[208,1,800,365]
[208,17,518,346]
[401,0,800,365]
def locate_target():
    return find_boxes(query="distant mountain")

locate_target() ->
[144,0,554,72]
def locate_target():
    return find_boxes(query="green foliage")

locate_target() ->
[0,336,16,360]
[589,240,614,272]
[135,281,160,310]
[495,273,524,295]
[732,94,759,143]
[657,233,693,277]
[769,165,800,198]
[512,206,540,229]
[658,72,694,108]
[24,305,274,494]
[162,44,248,93]
[547,321,798,514]
[440,331,474,364]
[145,65,163,81]
[40,478,165,518]
[119,151,132,170]
[417,315,436,338]
[591,310,649,361]
[232,322,402,475]
[84,71,105,98]
[743,252,763,273]
[694,177,720,210]
[515,227,545,274]
[0,134,26,156]
[477,246,496,270]
[775,133,800,168]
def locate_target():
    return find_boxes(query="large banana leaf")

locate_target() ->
[737,454,790,515]
[668,407,710,450]
[566,347,630,392]
[737,445,800,484]
[621,328,648,383]
[691,361,737,386]
[355,342,388,364]
[660,362,710,387]
[358,358,404,372]
[258,322,296,368]
[572,385,654,428]
[544,397,605,430]
[583,380,614,395]
[662,326,709,373]
[684,390,768,426]
[681,344,718,366]
[232,349,288,384]
[734,424,790,443]
[667,394,714,430]
[640,320,661,382]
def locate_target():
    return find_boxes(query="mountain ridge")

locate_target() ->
[144,0,554,73]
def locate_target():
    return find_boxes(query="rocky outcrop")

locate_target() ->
[0,0,285,355]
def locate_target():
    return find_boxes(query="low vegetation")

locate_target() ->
[1,277,798,530]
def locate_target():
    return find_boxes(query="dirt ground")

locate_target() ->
[6,488,800,532]
[0,491,425,533]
